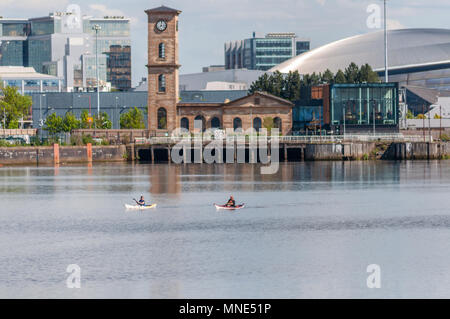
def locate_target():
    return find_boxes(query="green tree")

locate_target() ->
[62,112,81,132]
[358,63,380,83]
[283,71,302,102]
[44,113,64,137]
[321,69,335,84]
[406,110,415,119]
[80,110,92,129]
[263,117,274,135]
[120,107,145,129]
[344,62,360,83]
[334,70,346,84]
[0,86,32,129]
[248,73,272,94]
[95,112,112,129]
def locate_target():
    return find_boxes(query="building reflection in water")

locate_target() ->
[145,162,403,195]
[149,164,182,195]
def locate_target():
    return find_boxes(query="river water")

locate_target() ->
[0,161,449,298]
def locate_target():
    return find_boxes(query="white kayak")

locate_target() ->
[125,203,157,210]
[214,203,245,210]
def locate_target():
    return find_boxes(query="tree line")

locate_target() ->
[44,107,146,137]
[0,86,32,128]
[248,62,380,102]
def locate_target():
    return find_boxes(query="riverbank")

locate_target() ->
[0,144,127,165]
[0,142,449,165]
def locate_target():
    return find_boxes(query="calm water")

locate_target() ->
[0,161,450,298]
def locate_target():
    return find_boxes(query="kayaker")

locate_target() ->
[225,196,235,207]
[138,195,145,206]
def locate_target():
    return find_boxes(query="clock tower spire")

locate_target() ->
[145,6,181,133]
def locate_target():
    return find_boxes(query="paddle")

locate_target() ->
[133,198,143,206]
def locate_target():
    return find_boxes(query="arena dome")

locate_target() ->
[270,28,450,81]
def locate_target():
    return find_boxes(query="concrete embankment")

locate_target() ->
[383,142,450,160]
[304,143,375,161]
[0,144,127,165]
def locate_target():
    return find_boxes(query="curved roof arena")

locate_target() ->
[270,28,450,75]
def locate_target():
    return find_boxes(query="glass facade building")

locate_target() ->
[294,83,399,134]
[86,19,131,91]
[327,83,399,133]
[27,38,51,73]
[0,40,27,66]
[0,12,131,92]
[225,33,310,71]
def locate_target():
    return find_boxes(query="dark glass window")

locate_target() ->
[210,117,221,129]
[158,74,166,93]
[233,117,242,131]
[157,107,167,129]
[158,43,165,58]
[180,117,189,130]
[253,117,262,132]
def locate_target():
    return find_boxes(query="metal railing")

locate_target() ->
[139,133,429,145]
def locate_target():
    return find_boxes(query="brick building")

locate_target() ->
[146,5,293,135]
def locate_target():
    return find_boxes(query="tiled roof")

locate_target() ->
[145,6,181,14]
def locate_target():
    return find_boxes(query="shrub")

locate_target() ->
[441,133,450,142]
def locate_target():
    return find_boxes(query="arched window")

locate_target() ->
[157,107,167,129]
[210,117,221,129]
[233,117,242,131]
[194,115,206,132]
[180,117,189,130]
[158,74,166,93]
[273,117,282,132]
[253,117,262,132]
[158,43,165,59]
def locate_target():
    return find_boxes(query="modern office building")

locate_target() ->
[0,66,62,94]
[225,32,310,71]
[293,83,399,134]
[134,69,268,92]
[0,6,131,92]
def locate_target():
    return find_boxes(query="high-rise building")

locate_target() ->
[0,5,131,92]
[225,32,310,71]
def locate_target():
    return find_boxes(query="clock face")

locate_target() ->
[156,20,167,32]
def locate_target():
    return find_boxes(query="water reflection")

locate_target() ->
[0,161,450,298]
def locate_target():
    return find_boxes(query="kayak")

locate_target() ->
[214,203,245,210]
[125,203,157,210]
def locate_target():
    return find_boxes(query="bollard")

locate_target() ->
[53,143,60,165]
[87,143,92,163]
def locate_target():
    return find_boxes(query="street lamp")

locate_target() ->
[39,94,46,141]
[115,96,119,129]
[383,0,389,83]
[92,24,101,118]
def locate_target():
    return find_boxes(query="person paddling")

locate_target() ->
[136,195,145,206]
[225,195,236,207]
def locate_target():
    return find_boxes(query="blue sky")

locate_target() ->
[2,0,450,86]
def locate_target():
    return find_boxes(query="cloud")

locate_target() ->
[0,0,68,10]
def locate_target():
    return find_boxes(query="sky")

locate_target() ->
[2,0,450,86]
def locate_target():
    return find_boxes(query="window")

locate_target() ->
[210,117,221,129]
[158,74,166,93]
[157,107,167,129]
[180,117,189,130]
[253,117,262,132]
[158,43,165,59]
[233,117,242,131]
[254,97,260,105]
[194,115,206,132]
[273,117,282,132]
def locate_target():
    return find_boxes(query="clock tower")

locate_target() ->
[145,6,181,133]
